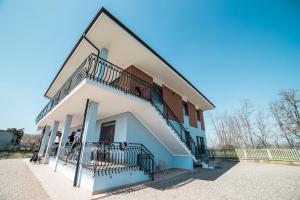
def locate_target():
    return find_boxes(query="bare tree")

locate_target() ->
[207,89,299,149]
[238,100,256,148]
[269,89,299,148]
[270,101,296,148]
[255,110,269,148]
[210,113,235,149]
[278,89,300,138]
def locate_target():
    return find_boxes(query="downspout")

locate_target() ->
[73,99,90,187]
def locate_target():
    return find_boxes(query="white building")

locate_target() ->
[36,8,215,194]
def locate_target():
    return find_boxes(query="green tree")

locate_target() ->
[6,128,24,145]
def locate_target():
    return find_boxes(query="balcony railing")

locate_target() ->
[58,142,155,180]
[36,53,199,159]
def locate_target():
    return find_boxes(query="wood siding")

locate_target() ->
[125,65,153,85]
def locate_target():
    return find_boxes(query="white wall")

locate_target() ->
[95,112,194,170]
[125,113,174,168]
[183,115,207,149]
[96,113,127,142]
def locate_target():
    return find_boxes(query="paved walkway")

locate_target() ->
[0,159,300,200]
[0,159,49,200]
[25,159,92,200]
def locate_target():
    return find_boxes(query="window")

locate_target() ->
[183,101,188,115]
[196,110,201,121]
[134,87,142,96]
[153,83,162,101]
[99,121,116,143]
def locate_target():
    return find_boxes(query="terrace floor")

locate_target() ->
[0,159,300,200]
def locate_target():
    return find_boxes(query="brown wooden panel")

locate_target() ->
[162,85,183,123]
[112,65,153,100]
[187,101,197,128]
[125,65,153,85]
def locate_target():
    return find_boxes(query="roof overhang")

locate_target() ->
[44,7,215,110]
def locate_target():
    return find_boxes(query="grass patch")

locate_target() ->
[0,151,33,160]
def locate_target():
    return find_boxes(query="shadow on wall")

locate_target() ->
[91,161,239,200]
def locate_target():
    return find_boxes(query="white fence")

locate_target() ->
[235,149,300,162]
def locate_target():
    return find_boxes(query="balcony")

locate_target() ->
[36,54,200,159]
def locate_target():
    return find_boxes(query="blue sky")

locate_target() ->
[0,0,299,134]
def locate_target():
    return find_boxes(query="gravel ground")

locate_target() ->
[0,159,49,200]
[99,161,300,200]
[1,159,300,200]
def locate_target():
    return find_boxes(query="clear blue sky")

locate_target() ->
[0,0,299,134]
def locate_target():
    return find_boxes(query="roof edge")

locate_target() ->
[43,7,215,108]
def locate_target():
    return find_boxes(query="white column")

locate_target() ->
[38,126,51,155]
[44,121,59,164]
[54,115,73,171]
[76,101,99,187]
[97,48,109,79]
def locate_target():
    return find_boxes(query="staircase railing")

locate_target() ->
[36,53,199,159]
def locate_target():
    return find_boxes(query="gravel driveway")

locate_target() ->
[0,159,300,200]
[100,161,300,200]
[0,159,49,200]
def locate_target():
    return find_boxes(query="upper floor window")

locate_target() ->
[183,101,188,115]
[153,83,162,100]
[196,110,201,121]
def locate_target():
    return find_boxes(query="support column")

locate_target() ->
[76,101,99,187]
[38,126,50,155]
[54,115,73,171]
[44,121,59,164]
[97,48,109,79]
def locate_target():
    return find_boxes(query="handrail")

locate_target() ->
[36,54,199,159]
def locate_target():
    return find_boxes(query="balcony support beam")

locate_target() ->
[83,36,99,53]
[75,100,99,187]
[44,120,59,164]
[38,126,51,155]
[54,114,73,171]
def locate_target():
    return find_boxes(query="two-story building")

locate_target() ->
[36,7,215,194]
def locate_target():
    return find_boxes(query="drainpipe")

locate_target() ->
[73,99,90,187]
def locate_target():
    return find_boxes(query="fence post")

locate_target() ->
[243,149,247,159]
[267,149,272,160]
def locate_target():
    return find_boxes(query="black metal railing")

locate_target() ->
[58,142,155,180]
[36,53,199,159]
